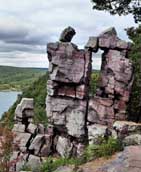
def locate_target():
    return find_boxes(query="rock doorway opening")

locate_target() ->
[90,51,103,97]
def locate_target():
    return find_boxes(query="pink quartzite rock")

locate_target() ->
[88,27,133,126]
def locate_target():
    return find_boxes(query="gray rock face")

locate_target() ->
[48,42,88,84]
[97,146,141,172]
[11,98,53,171]
[123,134,141,146]
[13,132,31,152]
[27,123,37,134]
[113,121,141,135]
[12,124,26,133]
[59,26,76,42]
[85,36,98,52]
[88,124,108,144]
[27,155,41,170]
[29,134,44,155]
[54,166,75,172]
[56,136,72,157]
[15,98,34,119]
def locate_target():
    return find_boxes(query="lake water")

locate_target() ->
[0,91,21,118]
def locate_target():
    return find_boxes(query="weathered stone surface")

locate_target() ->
[12,124,25,133]
[88,124,108,144]
[27,123,37,134]
[88,97,115,126]
[47,80,88,99]
[59,26,76,42]
[29,134,44,155]
[85,36,98,52]
[45,27,134,160]
[113,121,141,134]
[13,132,31,152]
[16,153,28,172]
[40,134,52,156]
[49,44,86,84]
[123,134,141,146]
[46,96,87,137]
[66,101,87,138]
[27,155,41,170]
[97,146,141,172]
[56,136,72,157]
[99,27,131,50]
[54,166,76,172]
[37,124,45,134]
[15,98,34,119]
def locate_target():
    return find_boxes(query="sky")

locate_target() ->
[0,0,137,69]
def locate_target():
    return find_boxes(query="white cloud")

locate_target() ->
[0,0,138,68]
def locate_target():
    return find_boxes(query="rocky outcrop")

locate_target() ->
[11,98,52,172]
[46,27,91,157]
[11,27,135,171]
[46,26,134,151]
[97,146,141,172]
[87,27,134,127]
[59,26,76,42]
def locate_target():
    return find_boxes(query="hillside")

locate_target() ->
[1,73,48,128]
[1,71,99,128]
[0,66,46,91]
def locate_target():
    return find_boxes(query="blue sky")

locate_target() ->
[0,0,137,69]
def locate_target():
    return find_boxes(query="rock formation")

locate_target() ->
[46,27,91,157]
[11,98,53,171]
[11,27,136,171]
[87,27,133,127]
[46,26,134,155]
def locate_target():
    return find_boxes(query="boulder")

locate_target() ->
[53,166,76,172]
[12,124,25,133]
[123,134,141,146]
[15,98,34,119]
[88,124,109,144]
[27,155,41,170]
[27,123,37,134]
[59,26,76,42]
[56,136,72,157]
[37,124,45,134]
[85,36,98,52]
[13,133,31,152]
[113,121,141,135]
[98,27,130,50]
[40,134,52,156]
[29,134,45,155]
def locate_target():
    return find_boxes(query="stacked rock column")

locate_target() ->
[46,27,92,157]
[86,28,134,144]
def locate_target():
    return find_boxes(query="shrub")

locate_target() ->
[0,127,14,172]
[84,137,123,161]
[40,157,81,172]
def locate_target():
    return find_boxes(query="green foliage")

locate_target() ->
[40,157,80,172]
[126,25,141,121]
[84,137,123,161]
[40,137,122,172]
[91,0,141,23]
[90,71,100,96]
[0,66,46,91]
[1,74,48,128]
[20,163,32,171]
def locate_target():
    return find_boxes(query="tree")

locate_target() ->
[126,25,141,121]
[91,0,141,23]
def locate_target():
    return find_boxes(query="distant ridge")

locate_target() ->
[0,66,46,91]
